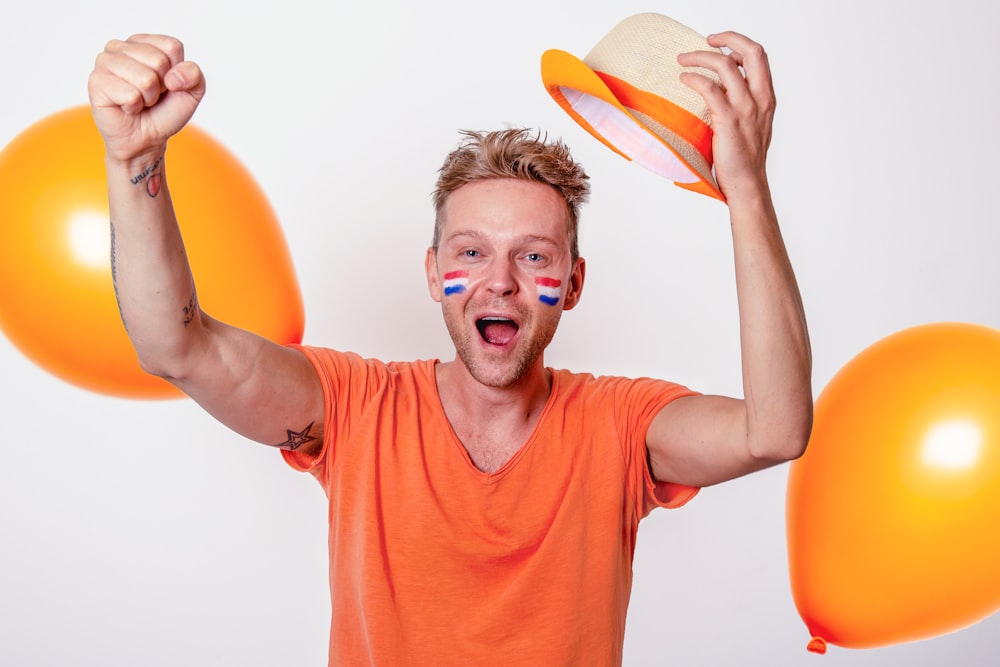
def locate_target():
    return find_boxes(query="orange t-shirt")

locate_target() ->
[283,347,698,666]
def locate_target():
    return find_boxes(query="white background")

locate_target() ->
[2,1,999,665]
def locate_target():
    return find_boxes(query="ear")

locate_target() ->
[425,247,443,302]
[562,257,586,311]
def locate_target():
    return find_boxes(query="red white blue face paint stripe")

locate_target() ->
[443,270,469,296]
[535,277,562,306]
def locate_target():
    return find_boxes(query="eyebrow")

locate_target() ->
[444,230,561,248]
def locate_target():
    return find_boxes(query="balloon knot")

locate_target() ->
[807,637,828,654]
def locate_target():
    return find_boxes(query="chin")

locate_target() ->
[461,340,551,389]
[447,315,556,389]
[464,359,532,389]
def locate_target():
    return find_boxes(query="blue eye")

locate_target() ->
[526,253,543,262]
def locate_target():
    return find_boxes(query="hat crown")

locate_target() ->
[540,12,727,201]
[584,13,719,125]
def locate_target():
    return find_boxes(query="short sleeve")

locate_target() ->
[644,471,699,511]
[612,375,700,517]
[278,345,391,485]
[279,344,334,477]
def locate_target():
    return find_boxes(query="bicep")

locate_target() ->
[166,314,325,454]
[646,394,772,487]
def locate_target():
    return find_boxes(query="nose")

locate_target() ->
[486,257,517,297]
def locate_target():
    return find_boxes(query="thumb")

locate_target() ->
[147,60,206,138]
[164,60,206,102]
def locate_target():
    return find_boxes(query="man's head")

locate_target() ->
[431,128,590,261]
[425,129,591,389]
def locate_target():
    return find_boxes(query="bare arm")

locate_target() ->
[90,35,323,453]
[647,31,813,487]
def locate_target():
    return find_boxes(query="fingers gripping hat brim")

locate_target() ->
[540,15,725,202]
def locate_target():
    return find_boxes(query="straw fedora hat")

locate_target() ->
[541,13,725,201]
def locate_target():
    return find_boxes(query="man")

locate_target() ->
[88,30,811,665]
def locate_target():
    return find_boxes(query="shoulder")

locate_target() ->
[549,367,694,405]
[295,345,438,394]
[294,345,429,374]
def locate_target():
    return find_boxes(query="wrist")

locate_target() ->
[105,146,165,172]
[105,150,168,198]
[720,171,772,211]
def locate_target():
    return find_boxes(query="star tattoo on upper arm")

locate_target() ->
[275,421,319,451]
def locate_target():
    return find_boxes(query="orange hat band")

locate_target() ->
[593,70,714,164]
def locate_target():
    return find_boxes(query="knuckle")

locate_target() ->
[125,88,143,106]
[149,50,172,74]
[135,69,162,94]
[164,36,186,62]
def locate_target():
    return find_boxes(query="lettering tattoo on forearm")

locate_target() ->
[109,221,128,332]
[274,422,319,451]
[182,292,197,327]
[131,156,163,198]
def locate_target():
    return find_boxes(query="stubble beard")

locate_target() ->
[445,305,559,389]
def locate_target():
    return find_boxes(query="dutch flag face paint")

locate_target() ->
[443,270,469,296]
[535,277,562,306]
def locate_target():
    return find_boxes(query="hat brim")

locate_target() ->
[541,48,723,202]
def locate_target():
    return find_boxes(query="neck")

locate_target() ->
[434,358,552,473]
[436,357,551,421]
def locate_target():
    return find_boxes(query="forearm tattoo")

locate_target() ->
[109,221,128,332]
[182,292,197,327]
[274,421,319,451]
[131,156,163,198]
[111,221,197,330]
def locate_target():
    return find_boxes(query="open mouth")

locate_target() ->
[476,317,519,346]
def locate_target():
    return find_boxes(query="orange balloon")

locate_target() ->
[0,106,304,398]
[787,322,1000,653]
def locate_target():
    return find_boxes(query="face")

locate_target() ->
[425,178,585,388]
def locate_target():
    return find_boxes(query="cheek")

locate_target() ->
[442,270,469,297]
[534,277,562,307]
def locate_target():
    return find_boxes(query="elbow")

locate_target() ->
[132,338,199,382]
[129,318,214,381]
[783,411,813,462]
[749,400,813,465]
[134,351,188,383]
[784,401,814,462]
[135,355,179,381]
